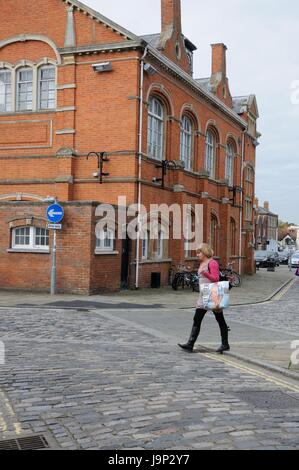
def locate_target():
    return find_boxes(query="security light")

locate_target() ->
[92,62,113,73]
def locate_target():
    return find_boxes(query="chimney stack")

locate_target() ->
[161,0,182,34]
[264,201,269,211]
[211,43,227,77]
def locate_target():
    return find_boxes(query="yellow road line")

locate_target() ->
[203,352,299,393]
[272,278,297,301]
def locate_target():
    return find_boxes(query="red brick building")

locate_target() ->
[0,0,260,294]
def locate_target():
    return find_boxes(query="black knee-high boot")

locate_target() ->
[178,326,200,352]
[214,311,230,353]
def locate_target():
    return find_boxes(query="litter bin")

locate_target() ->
[151,272,161,289]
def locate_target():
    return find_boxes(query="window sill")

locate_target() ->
[0,109,56,117]
[7,248,50,254]
[94,250,119,255]
[139,258,172,265]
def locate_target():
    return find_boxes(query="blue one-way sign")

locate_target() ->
[46,204,64,223]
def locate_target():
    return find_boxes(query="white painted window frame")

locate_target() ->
[12,226,50,250]
[180,115,193,171]
[205,130,216,179]
[0,69,12,112]
[96,228,115,252]
[147,97,164,161]
[0,60,57,114]
[38,65,56,110]
[225,143,234,187]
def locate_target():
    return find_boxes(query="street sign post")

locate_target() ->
[46,203,64,295]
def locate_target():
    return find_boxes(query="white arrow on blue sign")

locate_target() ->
[46,204,64,223]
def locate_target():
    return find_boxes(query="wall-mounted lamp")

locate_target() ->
[87,152,110,184]
[92,62,113,73]
[152,160,178,189]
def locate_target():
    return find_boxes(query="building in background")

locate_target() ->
[0,0,260,294]
[255,200,279,251]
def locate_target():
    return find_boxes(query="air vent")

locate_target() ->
[0,435,50,451]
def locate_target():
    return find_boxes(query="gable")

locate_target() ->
[0,0,139,54]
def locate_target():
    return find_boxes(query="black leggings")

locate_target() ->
[193,308,229,339]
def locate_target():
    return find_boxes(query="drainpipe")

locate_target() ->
[135,46,148,289]
[239,128,247,275]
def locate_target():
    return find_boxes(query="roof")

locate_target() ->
[195,78,212,92]
[60,0,141,41]
[61,0,250,129]
[233,95,259,118]
[258,206,278,217]
[141,33,197,51]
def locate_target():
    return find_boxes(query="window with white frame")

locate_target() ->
[157,231,164,259]
[184,211,195,258]
[0,62,56,114]
[147,97,164,160]
[225,142,234,186]
[0,69,12,112]
[141,231,149,260]
[12,226,49,250]
[96,228,115,252]
[180,115,193,171]
[205,130,216,179]
[17,67,33,111]
[38,66,56,110]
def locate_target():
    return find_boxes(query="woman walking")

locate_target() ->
[178,243,230,354]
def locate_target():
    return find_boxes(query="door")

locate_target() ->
[121,235,130,289]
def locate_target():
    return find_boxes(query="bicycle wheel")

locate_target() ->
[230,271,242,287]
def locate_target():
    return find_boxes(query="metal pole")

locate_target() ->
[51,229,57,295]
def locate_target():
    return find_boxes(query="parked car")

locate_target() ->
[291,253,299,268]
[254,251,280,268]
[254,251,269,268]
[278,251,290,264]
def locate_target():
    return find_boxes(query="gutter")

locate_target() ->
[135,46,148,289]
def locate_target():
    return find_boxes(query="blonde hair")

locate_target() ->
[197,243,214,259]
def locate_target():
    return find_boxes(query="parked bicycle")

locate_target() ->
[172,265,199,291]
[220,262,242,288]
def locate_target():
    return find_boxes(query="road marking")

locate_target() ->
[203,353,299,393]
[272,278,297,301]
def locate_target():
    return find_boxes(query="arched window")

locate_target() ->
[180,115,193,171]
[16,67,33,111]
[96,228,115,252]
[12,226,49,250]
[244,166,255,221]
[211,214,218,255]
[230,218,237,256]
[38,65,56,109]
[147,97,164,161]
[225,142,234,187]
[205,130,216,179]
[0,69,12,112]
[184,211,195,258]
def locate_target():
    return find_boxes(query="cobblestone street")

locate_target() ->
[0,286,299,450]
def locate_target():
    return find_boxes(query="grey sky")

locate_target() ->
[83,0,299,224]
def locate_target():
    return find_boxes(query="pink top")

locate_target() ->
[200,259,220,283]
[196,259,220,309]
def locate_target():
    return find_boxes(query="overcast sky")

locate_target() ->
[83,0,299,224]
